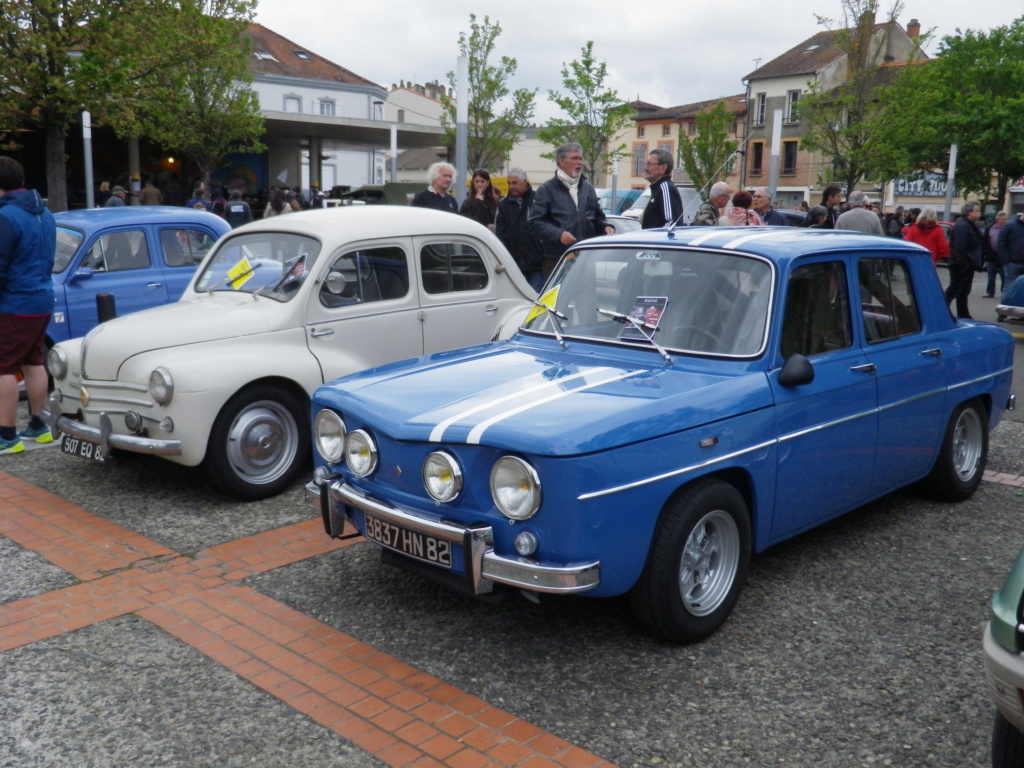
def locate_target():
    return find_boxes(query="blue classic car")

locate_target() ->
[50,207,231,343]
[307,226,1015,643]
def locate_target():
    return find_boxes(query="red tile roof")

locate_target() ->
[245,23,381,88]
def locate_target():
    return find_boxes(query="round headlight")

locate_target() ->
[47,346,68,380]
[314,409,346,463]
[344,429,378,477]
[490,456,541,520]
[422,451,463,502]
[149,367,174,405]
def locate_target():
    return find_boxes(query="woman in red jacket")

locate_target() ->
[903,207,949,265]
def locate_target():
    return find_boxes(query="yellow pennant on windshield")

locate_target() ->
[525,285,561,323]
[227,257,255,290]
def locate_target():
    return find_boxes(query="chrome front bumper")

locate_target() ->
[996,303,1024,320]
[306,480,600,596]
[41,391,182,457]
[984,625,1024,733]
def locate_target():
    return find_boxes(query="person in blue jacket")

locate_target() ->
[0,157,57,454]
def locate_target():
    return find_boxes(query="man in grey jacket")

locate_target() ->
[529,143,614,280]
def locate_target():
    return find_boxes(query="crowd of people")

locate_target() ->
[407,151,1021,325]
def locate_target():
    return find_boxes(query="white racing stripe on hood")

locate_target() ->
[428,367,611,443]
[466,368,647,445]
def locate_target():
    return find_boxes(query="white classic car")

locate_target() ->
[42,206,537,499]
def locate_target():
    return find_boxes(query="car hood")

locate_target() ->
[314,341,772,456]
[81,296,274,381]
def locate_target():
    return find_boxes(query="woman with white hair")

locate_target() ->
[903,206,949,265]
[410,162,459,213]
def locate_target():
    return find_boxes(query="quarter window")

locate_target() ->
[781,261,852,358]
[858,259,921,342]
[420,243,489,294]
[320,246,409,307]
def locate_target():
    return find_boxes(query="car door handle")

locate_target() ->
[850,363,877,374]
[146,283,163,289]
[310,329,334,338]
[920,347,943,358]
[485,304,499,314]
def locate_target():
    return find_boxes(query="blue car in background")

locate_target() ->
[50,207,230,344]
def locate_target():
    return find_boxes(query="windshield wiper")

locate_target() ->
[532,301,568,349]
[253,254,307,300]
[206,262,262,294]
[597,308,675,364]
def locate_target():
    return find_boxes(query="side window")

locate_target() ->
[320,246,409,307]
[781,261,852,359]
[858,259,921,343]
[161,229,215,267]
[90,230,150,272]
[419,243,489,295]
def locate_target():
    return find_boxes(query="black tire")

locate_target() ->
[203,384,310,501]
[629,478,751,644]
[993,711,1024,768]
[923,398,988,502]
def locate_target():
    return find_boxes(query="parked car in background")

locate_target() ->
[51,207,230,344]
[308,227,1014,643]
[605,215,642,234]
[985,546,1024,767]
[597,188,642,217]
[621,186,704,225]
[43,207,536,500]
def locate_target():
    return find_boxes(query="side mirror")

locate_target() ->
[778,353,814,387]
[68,267,95,285]
[324,271,347,295]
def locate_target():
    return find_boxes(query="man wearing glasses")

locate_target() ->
[641,149,683,229]
[752,187,789,226]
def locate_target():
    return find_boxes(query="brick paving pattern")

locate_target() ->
[0,470,616,768]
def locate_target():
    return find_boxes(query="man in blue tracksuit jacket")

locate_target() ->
[640,148,683,229]
[0,157,56,454]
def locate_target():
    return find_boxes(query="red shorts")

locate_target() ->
[0,313,51,375]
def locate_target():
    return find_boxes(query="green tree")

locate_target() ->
[798,0,923,192]
[0,0,260,211]
[677,100,739,198]
[106,0,264,185]
[440,14,536,172]
[536,42,636,183]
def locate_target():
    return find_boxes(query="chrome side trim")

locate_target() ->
[327,481,600,595]
[577,439,777,501]
[948,365,1014,392]
[777,407,876,443]
[77,379,149,393]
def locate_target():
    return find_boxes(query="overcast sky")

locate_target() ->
[254,1,1020,123]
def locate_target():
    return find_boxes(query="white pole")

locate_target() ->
[455,55,468,205]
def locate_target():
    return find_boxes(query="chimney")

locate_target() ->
[907,19,921,39]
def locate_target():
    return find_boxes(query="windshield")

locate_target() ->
[194,232,322,302]
[523,246,774,358]
[53,226,84,273]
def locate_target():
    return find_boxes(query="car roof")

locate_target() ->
[586,225,931,266]
[230,205,513,245]
[54,206,231,234]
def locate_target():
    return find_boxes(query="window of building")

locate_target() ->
[750,142,764,176]
[254,51,277,61]
[397,109,405,123]
[319,100,335,117]
[689,121,697,136]
[294,50,310,60]
[284,96,301,113]
[663,124,672,137]
[755,93,766,125]
[632,143,648,176]
[782,140,799,175]
[657,142,673,156]
[786,90,801,123]
[638,125,645,138]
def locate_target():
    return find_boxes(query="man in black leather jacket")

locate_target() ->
[529,143,614,280]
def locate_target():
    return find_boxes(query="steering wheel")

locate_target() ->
[670,324,721,350]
